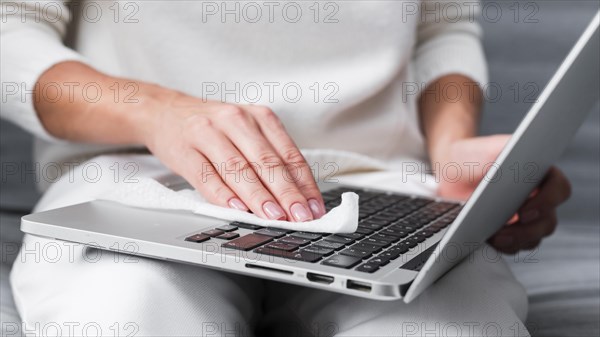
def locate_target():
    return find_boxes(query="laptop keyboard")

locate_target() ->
[184,187,461,273]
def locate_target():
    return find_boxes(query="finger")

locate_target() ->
[213,106,314,222]
[518,167,571,218]
[522,239,541,251]
[244,105,326,218]
[178,148,248,211]
[191,126,289,221]
[489,212,557,253]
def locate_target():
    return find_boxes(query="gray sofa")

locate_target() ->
[1,1,598,335]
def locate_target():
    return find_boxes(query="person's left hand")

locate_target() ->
[436,135,572,254]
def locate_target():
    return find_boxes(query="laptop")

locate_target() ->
[21,12,599,302]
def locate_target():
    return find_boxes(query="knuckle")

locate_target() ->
[258,152,284,168]
[276,186,301,201]
[280,147,305,164]
[188,115,213,129]
[221,105,246,119]
[223,155,249,174]
[248,186,268,202]
[211,185,231,202]
[255,106,284,128]
[295,178,318,192]
[183,116,212,141]
[254,106,276,119]
[193,165,217,185]
[175,146,195,163]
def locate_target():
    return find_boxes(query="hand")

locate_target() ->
[140,91,325,222]
[436,135,571,254]
[32,62,324,222]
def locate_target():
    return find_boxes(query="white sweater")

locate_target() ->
[1,0,487,183]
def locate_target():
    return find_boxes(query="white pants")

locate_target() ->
[10,155,530,337]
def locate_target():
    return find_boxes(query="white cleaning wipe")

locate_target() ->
[100,177,359,233]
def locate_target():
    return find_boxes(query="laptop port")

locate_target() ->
[245,264,292,275]
[346,279,372,292]
[306,272,334,284]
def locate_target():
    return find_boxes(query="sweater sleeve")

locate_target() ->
[1,0,86,141]
[413,0,488,89]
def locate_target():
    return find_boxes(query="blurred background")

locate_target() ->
[480,1,599,335]
[2,1,599,335]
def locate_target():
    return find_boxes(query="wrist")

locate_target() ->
[124,83,177,147]
[428,135,469,171]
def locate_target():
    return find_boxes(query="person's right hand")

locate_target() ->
[32,62,323,221]
[140,92,325,222]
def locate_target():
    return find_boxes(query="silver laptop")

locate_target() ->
[21,12,599,302]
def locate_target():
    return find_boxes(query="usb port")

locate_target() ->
[307,272,334,284]
[346,279,372,292]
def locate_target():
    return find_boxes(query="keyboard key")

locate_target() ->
[358,222,385,230]
[388,225,417,234]
[324,235,355,244]
[426,226,442,233]
[230,221,263,230]
[356,263,380,273]
[355,227,375,235]
[352,243,382,252]
[369,215,396,223]
[393,220,421,229]
[290,232,322,241]
[254,228,287,238]
[222,234,273,251]
[410,197,433,207]
[313,241,345,251]
[359,212,374,218]
[322,254,363,269]
[185,234,210,243]
[265,242,299,252]
[360,237,391,247]
[403,237,421,248]
[280,236,310,246]
[378,210,404,218]
[414,232,431,241]
[216,232,240,240]
[217,224,238,232]
[390,242,410,254]
[255,247,323,262]
[384,226,412,235]
[381,227,409,237]
[303,245,335,256]
[202,229,225,237]
[376,251,397,262]
[387,195,409,203]
[419,228,436,238]
[338,232,365,240]
[339,248,373,259]
[368,256,390,266]
[361,219,388,226]
[321,193,340,202]
[371,233,400,243]
[270,227,294,233]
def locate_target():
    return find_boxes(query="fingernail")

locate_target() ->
[263,201,286,220]
[496,235,514,247]
[520,209,540,224]
[308,199,325,219]
[228,198,249,212]
[290,203,313,222]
